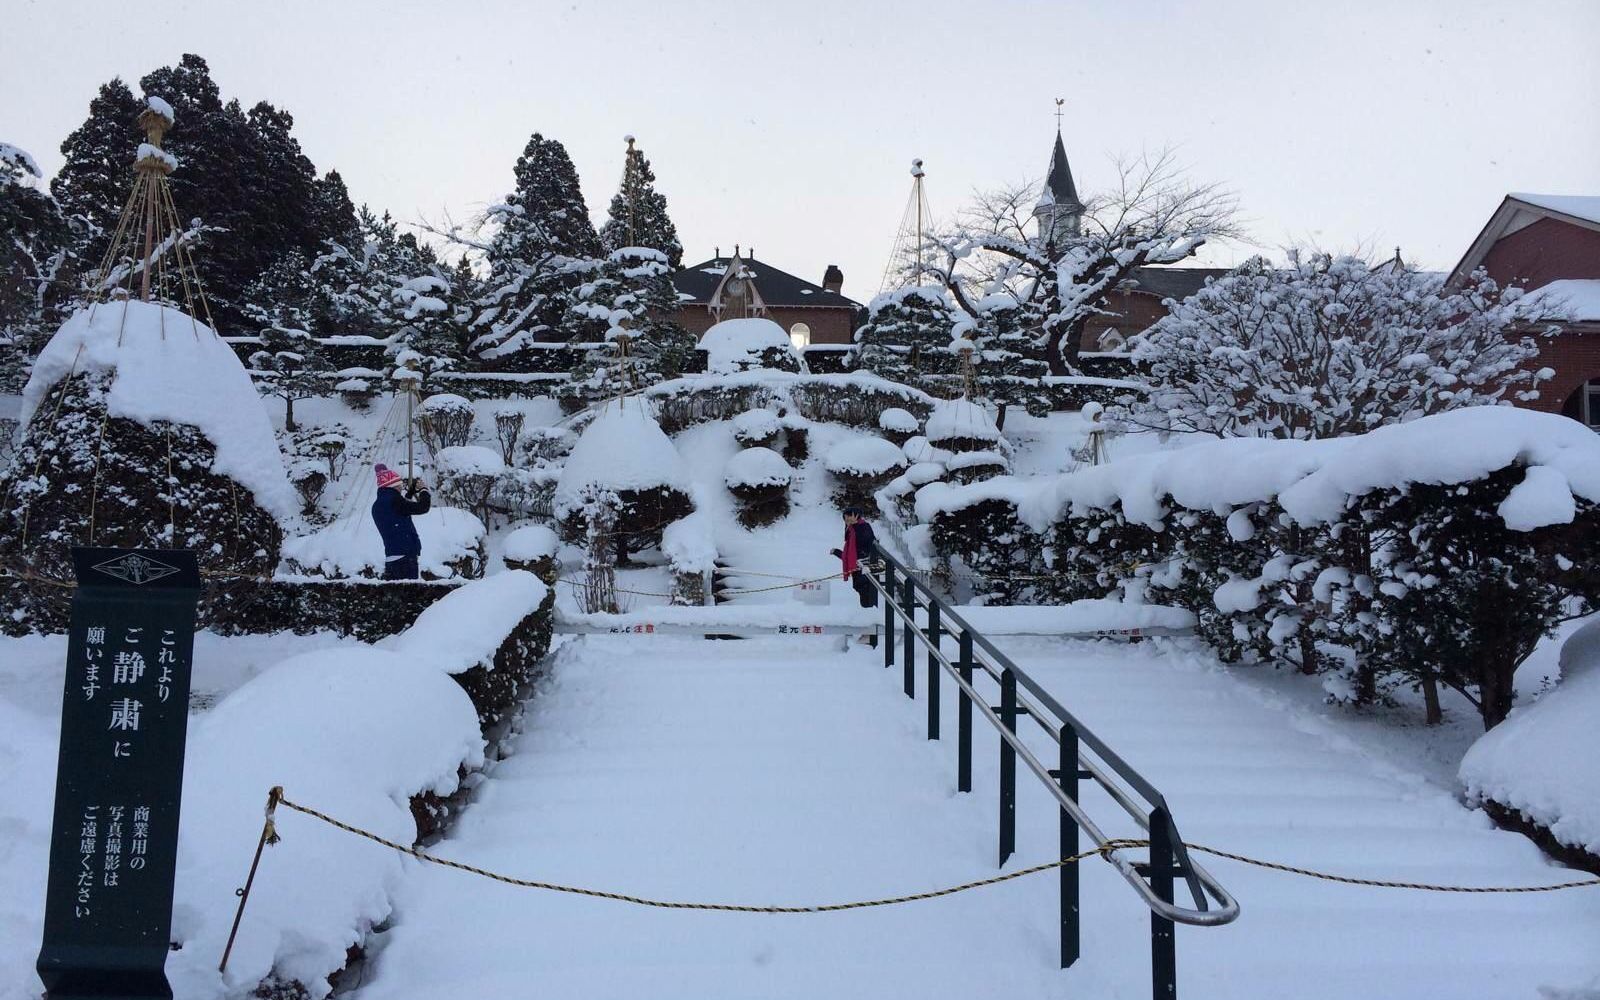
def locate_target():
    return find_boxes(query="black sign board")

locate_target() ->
[37,548,201,1000]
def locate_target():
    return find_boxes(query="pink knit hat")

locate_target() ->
[374,464,402,489]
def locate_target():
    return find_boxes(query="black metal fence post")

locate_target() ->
[925,602,941,740]
[882,561,895,669]
[1148,807,1178,999]
[998,668,1017,867]
[957,631,973,793]
[1059,723,1081,968]
[901,574,916,698]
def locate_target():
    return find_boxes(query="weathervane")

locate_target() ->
[1054,97,1064,130]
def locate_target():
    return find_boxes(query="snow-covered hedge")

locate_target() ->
[645,370,934,435]
[925,397,1002,452]
[919,407,1600,729]
[878,406,920,445]
[393,570,554,728]
[732,407,783,448]
[699,318,802,374]
[1461,617,1600,866]
[724,447,793,528]
[827,436,908,511]
[554,402,695,560]
[0,301,291,632]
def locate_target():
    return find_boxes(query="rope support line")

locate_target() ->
[243,787,1600,930]
[556,573,839,599]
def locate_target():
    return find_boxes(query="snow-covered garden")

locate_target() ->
[2,46,1599,1000]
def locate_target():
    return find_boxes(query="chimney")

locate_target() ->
[822,264,844,294]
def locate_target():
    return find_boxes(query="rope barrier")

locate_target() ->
[224,783,1600,960]
[555,573,838,599]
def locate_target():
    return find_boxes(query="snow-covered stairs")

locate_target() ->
[352,634,1600,1000]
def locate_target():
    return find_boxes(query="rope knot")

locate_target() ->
[264,785,283,846]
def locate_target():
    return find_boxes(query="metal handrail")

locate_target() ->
[865,550,1239,992]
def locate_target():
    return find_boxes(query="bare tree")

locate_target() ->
[926,149,1238,374]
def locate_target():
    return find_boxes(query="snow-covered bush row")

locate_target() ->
[661,504,719,604]
[1461,617,1600,864]
[645,370,934,434]
[918,407,1600,730]
[392,570,555,728]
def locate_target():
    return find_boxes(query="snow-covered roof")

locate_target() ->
[1520,279,1600,322]
[554,401,691,513]
[724,447,793,489]
[1508,193,1600,227]
[19,300,295,519]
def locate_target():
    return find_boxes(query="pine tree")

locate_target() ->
[1,143,74,391]
[51,79,144,262]
[957,294,1051,429]
[856,286,961,392]
[310,169,359,247]
[599,137,683,268]
[473,133,602,357]
[560,247,696,409]
[46,54,354,330]
[243,250,324,430]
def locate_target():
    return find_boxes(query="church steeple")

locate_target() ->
[1033,103,1083,245]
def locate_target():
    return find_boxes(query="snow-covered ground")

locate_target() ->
[340,632,1599,1000]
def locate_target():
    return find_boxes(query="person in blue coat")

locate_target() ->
[371,463,431,580]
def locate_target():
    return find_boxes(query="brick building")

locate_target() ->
[1448,193,1600,429]
[670,249,861,348]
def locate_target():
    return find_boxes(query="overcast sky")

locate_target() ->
[5,0,1598,302]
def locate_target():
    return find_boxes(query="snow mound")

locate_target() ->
[503,523,559,563]
[878,407,919,433]
[18,301,295,519]
[436,444,505,477]
[661,504,718,574]
[926,397,1001,444]
[902,435,952,466]
[724,447,793,489]
[1461,616,1600,855]
[281,507,486,579]
[172,646,483,997]
[731,407,782,441]
[419,392,472,414]
[946,449,1009,472]
[554,402,690,515]
[392,571,549,676]
[826,436,908,477]
[700,318,798,374]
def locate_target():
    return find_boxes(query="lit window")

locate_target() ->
[790,322,811,349]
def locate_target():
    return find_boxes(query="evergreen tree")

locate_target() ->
[243,250,324,430]
[599,137,683,268]
[310,169,360,247]
[309,207,433,338]
[51,79,143,261]
[560,247,696,409]
[1,143,74,392]
[51,54,358,331]
[473,133,601,357]
[856,285,961,392]
[957,294,1052,429]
